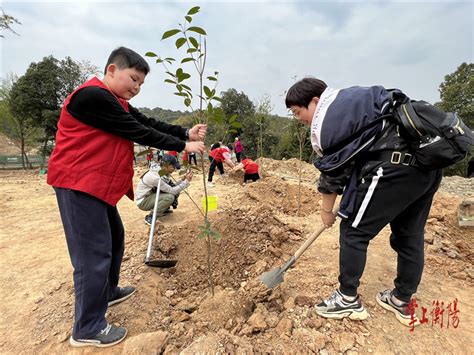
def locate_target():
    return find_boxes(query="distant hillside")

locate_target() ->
[138,107,191,124]
[0,133,21,155]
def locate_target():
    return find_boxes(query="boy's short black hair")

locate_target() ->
[104,46,150,75]
[285,77,328,108]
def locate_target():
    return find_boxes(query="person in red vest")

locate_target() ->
[232,155,260,183]
[47,47,206,348]
[207,143,234,187]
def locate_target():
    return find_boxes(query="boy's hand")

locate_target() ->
[189,124,207,141]
[185,141,205,154]
[321,211,336,228]
[185,171,193,182]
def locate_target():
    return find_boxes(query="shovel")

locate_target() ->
[259,224,327,289]
[145,177,178,268]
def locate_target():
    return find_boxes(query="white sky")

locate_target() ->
[1,1,473,116]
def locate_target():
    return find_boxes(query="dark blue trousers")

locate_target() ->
[54,187,124,339]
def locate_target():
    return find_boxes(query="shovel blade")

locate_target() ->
[145,259,177,268]
[259,256,296,289]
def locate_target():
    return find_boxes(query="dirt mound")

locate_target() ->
[259,157,319,183]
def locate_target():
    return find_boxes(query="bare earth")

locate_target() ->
[0,158,472,354]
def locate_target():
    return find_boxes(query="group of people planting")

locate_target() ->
[47,46,453,347]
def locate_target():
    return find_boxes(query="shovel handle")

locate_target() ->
[293,225,326,260]
[145,178,162,260]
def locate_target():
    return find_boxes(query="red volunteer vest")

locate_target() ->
[209,147,225,162]
[47,77,134,206]
[242,158,259,174]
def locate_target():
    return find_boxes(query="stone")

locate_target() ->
[284,296,295,310]
[333,332,355,353]
[275,317,293,336]
[121,331,168,355]
[294,295,315,307]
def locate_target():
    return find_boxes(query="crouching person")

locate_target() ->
[232,156,260,183]
[136,154,193,225]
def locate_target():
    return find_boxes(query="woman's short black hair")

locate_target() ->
[104,46,150,75]
[285,77,327,108]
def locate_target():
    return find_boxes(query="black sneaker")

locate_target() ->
[315,289,369,320]
[144,214,153,225]
[376,289,420,327]
[69,323,127,348]
[108,286,136,307]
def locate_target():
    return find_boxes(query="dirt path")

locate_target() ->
[0,163,472,354]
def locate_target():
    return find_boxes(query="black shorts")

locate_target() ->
[244,173,260,182]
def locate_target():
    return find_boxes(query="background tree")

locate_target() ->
[1,8,21,37]
[437,62,473,176]
[0,74,42,168]
[8,56,99,168]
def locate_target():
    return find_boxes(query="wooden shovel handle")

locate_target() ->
[294,225,327,260]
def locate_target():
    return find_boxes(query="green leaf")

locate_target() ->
[187,48,198,54]
[187,6,200,15]
[214,71,219,75]
[189,37,199,48]
[181,84,192,91]
[211,89,216,97]
[203,86,212,97]
[181,57,194,64]
[155,58,163,64]
[174,92,188,97]
[164,57,176,62]
[177,73,191,83]
[175,37,187,49]
[176,68,183,76]
[164,79,176,84]
[188,26,207,35]
[176,84,183,92]
[212,96,222,102]
[228,129,237,134]
[229,114,237,123]
[206,76,217,81]
[166,71,176,78]
[184,98,191,107]
[185,15,192,23]
[161,29,181,40]
[145,51,157,57]
[231,121,242,128]
[207,102,213,112]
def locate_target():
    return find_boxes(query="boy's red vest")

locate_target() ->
[47,77,134,206]
[209,147,226,162]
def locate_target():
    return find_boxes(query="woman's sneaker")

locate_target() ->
[376,289,420,327]
[69,323,127,348]
[315,290,369,320]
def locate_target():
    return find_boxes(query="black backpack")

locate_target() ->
[389,90,474,170]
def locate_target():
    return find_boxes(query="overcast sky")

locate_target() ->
[1,1,473,116]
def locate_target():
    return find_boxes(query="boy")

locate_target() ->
[47,47,206,347]
[232,155,260,183]
[207,143,235,187]
[285,77,441,326]
[136,154,193,225]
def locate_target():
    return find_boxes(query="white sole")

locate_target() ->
[316,307,369,320]
[375,295,420,327]
[69,329,127,348]
[108,289,136,307]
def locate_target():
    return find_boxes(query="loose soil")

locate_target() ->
[0,158,472,354]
